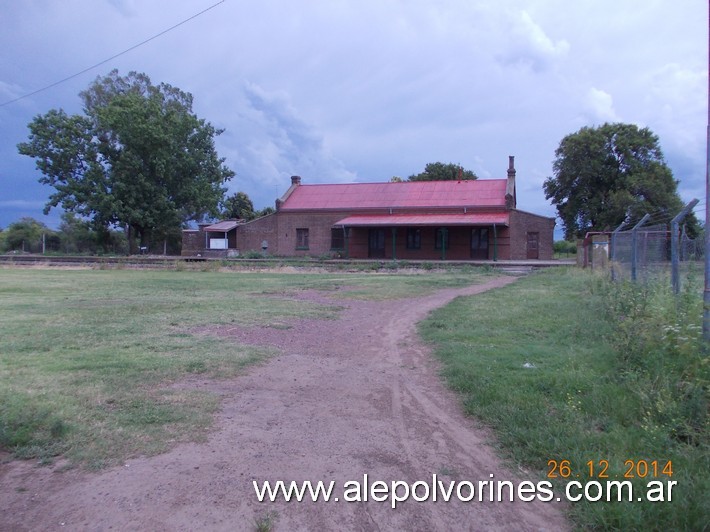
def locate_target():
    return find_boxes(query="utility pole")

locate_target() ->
[705,0,710,344]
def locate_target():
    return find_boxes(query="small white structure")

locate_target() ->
[203,220,240,251]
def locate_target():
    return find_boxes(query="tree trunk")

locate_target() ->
[139,229,147,254]
[127,224,137,255]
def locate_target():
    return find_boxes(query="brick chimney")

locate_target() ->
[505,156,516,209]
[276,175,303,211]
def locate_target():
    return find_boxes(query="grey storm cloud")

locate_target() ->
[0,0,706,228]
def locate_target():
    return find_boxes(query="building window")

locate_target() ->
[330,228,345,250]
[406,228,421,249]
[435,228,449,249]
[296,228,309,249]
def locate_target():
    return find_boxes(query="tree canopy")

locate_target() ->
[221,191,275,221]
[221,191,255,220]
[408,162,477,181]
[0,217,57,252]
[543,123,697,240]
[18,70,234,252]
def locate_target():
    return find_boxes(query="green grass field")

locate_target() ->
[420,267,708,530]
[2,266,706,530]
[0,267,485,469]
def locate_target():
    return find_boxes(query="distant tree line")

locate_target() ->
[0,215,128,255]
[15,69,698,256]
[0,198,279,255]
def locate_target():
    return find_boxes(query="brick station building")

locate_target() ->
[182,157,555,260]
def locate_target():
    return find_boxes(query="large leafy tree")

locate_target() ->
[221,191,255,220]
[18,70,234,252]
[544,123,696,240]
[408,162,477,181]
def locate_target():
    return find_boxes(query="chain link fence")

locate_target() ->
[680,231,704,261]
[610,224,672,282]
[579,200,703,292]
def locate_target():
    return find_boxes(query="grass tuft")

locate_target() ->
[254,511,278,532]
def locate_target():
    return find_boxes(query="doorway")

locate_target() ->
[471,228,489,259]
[526,232,539,259]
[368,228,386,258]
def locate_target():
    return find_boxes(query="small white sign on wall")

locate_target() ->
[209,238,228,249]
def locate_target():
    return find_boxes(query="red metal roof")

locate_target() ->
[280,179,508,210]
[204,220,239,232]
[334,213,509,227]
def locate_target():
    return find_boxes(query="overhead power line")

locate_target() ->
[0,0,226,108]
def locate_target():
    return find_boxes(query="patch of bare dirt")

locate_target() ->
[0,276,568,531]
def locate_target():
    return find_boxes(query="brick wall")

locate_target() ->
[277,212,355,257]
[237,214,279,254]
[181,225,211,256]
[508,210,555,260]
[181,230,202,256]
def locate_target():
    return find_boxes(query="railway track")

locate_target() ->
[0,253,572,271]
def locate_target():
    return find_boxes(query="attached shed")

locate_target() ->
[203,220,239,250]
[181,219,241,258]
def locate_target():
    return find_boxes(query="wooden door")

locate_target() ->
[471,228,489,259]
[526,232,539,259]
[368,228,386,258]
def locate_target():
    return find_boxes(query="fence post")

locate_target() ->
[680,225,687,262]
[671,198,700,294]
[610,221,627,281]
[631,214,650,282]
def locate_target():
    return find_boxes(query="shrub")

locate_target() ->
[595,274,707,446]
[553,240,577,255]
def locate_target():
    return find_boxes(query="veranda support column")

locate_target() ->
[391,227,397,260]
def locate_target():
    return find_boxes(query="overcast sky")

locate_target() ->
[0,0,707,236]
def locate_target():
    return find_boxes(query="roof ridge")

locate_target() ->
[297,178,506,186]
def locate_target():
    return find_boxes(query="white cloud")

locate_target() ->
[585,87,620,123]
[497,9,570,71]
[0,81,24,103]
[106,0,138,17]
[642,63,707,156]
[214,82,356,208]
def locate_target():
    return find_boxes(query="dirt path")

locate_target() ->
[0,276,568,531]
